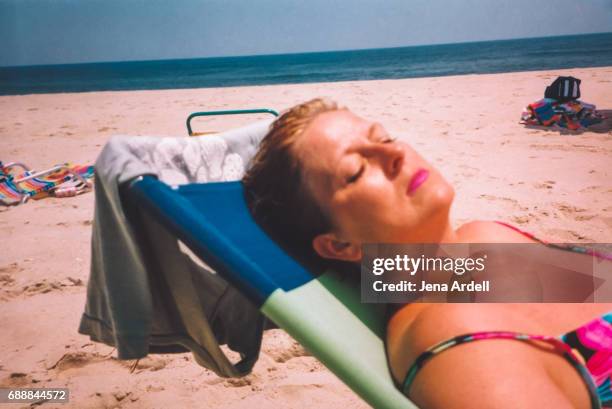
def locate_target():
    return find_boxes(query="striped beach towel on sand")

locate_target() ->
[0,162,94,206]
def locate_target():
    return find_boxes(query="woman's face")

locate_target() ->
[293,109,455,247]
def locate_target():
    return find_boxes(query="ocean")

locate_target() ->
[1,32,611,96]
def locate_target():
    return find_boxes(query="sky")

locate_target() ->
[1,0,612,67]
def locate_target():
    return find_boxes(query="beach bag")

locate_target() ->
[544,76,581,102]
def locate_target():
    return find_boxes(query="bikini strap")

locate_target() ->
[402,330,574,394]
[495,221,612,261]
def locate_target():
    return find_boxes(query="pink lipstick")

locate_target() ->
[407,169,429,195]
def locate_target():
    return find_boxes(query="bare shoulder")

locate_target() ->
[456,220,535,243]
[386,303,543,384]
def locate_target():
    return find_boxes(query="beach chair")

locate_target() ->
[119,110,418,409]
[186,108,279,136]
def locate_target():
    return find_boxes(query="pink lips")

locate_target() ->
[407,169,429,195]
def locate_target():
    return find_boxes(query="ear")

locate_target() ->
[312,233,362,262]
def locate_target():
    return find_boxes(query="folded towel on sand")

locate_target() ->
[521,98,604,130]
[78,119,273,377]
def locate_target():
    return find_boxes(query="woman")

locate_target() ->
[242,98,612,409]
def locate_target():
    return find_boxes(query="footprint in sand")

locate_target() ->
[554,202,588,214]
[543,228,591,242]
[551,202,600,222]
[112,390,138,403]
[204,377,226,386]
[118,356,169,373]
[0,262,24,275]
[574,214,596,221]
[22,280,61,295]
[0,272,16,301]
[533,180,555,190]
[275,382,325,400]
[579,185,610,194]
[266,343,310,364]
[223,376,253,388]
[87,391,138,408]
[535,209,553,219]
[0,273,15,286]
[0,264,18,298]
[510,214,536,225]
[46,351,112,372]
[1,372,32,387]
[14,277,83,298]
[479,194,529,212]
[530,143,604,154]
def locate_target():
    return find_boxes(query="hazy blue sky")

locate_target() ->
[1,0,611,67]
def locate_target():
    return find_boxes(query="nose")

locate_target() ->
[370,143,405,179]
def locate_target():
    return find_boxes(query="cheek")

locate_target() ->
[330,184,392,233]
[350,177,398,212]
[334,183,416,236]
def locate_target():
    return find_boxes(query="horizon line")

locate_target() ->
[2,31,611,69]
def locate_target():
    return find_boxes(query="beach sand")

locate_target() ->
[1,67,611,408]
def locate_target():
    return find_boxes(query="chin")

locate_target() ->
[422,180,454,216]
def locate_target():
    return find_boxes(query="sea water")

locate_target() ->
[1,32,611,95]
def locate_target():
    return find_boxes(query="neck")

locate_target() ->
[412,212,458,244]
[437,221,458,243]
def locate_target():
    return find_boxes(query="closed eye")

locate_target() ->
[346,164,365,184]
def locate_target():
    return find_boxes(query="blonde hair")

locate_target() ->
[243,98,339,263]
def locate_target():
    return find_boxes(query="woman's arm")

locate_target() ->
[386,303,591,409]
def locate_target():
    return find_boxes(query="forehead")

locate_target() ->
[292,109,371,200]
[294,109,370,168]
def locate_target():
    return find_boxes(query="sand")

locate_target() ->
[0,67,611,408]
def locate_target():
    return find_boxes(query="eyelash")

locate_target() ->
[347,164,365,184]
[346,136,396,184]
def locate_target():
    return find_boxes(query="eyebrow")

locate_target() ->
[333,122,377,186]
